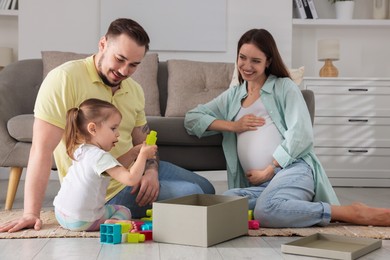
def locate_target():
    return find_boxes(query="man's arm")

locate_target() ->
[0,119,63,232]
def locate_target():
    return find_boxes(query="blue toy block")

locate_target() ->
[141,222,153,231]
[100,224,122,244]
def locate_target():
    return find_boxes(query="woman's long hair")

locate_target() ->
[236,29,290,85]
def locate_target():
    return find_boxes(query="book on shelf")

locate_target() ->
[307,0,318,19]
[11,0,17,10]
[293,0,307,19]
[2,0,12,10]
[301,0,313,19]
[0,0,6,10]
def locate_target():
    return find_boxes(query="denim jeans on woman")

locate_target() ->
[107,161,215,218]
[223,159,332,228]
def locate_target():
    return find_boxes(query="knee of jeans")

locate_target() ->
[253,199,286,228]
[160,182,204,198]
[222,189,240,197]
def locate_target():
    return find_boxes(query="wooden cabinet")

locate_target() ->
[304,77,390,187]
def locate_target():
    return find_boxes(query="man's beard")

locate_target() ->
[99,71,120,88]
[97,54,120,88]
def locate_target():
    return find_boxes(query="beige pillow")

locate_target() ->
[229,63,305,87]
[131,53,160,116]
[41,51,160,116]
[41,51,90,79]
[165,60,235,117]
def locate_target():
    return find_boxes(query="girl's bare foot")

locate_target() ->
[104,219,133,224]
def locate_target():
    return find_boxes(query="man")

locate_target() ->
[0,18,215,232]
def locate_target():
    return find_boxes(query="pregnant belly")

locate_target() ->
[237,122,282,172]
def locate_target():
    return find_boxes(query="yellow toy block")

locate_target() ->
[127,233,145,243]
[146,130,157,145]
[248,210,253,220]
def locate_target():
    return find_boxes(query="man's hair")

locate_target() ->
[106,18,150,52]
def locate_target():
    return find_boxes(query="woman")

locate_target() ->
[185,28,390,228]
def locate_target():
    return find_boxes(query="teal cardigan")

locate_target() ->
[185,75,340,205]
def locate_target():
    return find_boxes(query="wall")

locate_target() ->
[0,15,18,62]
[18,0,293,66]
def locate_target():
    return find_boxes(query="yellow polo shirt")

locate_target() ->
[34,55,147,201]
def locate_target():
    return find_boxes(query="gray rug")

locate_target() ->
[1,209,390,239]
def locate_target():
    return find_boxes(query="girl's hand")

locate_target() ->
[139,143,158,159]
[234,114,265,133]
[245,165,275,185]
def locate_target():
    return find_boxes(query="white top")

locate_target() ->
[236,98,282,172]
[53,144,121,221]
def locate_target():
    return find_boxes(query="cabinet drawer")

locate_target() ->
[313,120,390,147]
[305,81,390,117]
[313,92,390,117]
[315,147,390,179]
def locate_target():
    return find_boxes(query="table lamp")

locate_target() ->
[0,47,13,71]
[317,39,339,77]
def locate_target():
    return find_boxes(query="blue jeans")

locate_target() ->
[223,159,331,228]
[107,161,215,218]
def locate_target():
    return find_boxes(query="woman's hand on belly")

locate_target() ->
[234,114,265,133]
[245,165,275,185]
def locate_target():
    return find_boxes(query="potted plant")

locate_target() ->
[329,0,355,19]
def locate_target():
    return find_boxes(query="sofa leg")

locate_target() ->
[5,167,23,210]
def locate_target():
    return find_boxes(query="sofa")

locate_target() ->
[0,51,314,209]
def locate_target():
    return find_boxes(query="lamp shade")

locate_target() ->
[317,39,340,61]
[0,47,13,67]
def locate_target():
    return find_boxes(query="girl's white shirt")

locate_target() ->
[53,144,121,221]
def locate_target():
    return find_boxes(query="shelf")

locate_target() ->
[293,18,390,28]
[0,10,18,16]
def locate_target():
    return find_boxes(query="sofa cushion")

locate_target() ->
[41,51,90,79]
[229,63,305,87]
[131,53,161,116]
[8,114,34,142]
[41,51,161,116]
[165,60,235,117]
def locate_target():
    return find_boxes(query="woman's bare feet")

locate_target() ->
[331,202,390,226]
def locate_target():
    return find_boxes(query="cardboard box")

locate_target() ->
[281,233,382,260]
[152,194,248,247]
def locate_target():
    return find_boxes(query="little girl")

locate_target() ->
[53,98,157,231]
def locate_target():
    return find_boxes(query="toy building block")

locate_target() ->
[146,209,153,217]
[141,222,153,231]
[131,221,145,232]
[121,233,128,243]
[127,233,145,243]
[145,130,157,145]
[117,222,132,233]
[100,223,122,244]
[139,230,153,241]
[140,217,153,221]
[248,210,253,220]
[248,220,260,230]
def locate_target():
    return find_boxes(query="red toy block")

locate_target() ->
[248,220,260,230]
[139,230,153,241]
